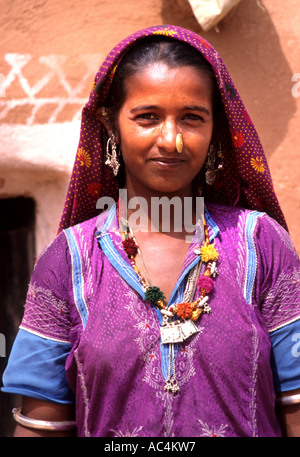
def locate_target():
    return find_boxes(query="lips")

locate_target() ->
[149,157,185,170]
[150,157,185,164]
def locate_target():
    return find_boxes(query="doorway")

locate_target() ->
[0,197,36,436]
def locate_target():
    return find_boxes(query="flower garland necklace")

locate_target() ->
[120,214,219,394]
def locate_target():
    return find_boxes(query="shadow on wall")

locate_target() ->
[162,0,297,159]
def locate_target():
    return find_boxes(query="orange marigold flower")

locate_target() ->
[176,302,194,320]
[77,148,91,167]
[250,156,265,173]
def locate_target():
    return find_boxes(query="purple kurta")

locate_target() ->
[3,202,300,436]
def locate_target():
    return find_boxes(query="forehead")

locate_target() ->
[122,62,213,108]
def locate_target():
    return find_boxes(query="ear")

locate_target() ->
[95,107,120,145]
[95,107,111,132]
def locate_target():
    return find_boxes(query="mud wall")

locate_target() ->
[0,0,299,252]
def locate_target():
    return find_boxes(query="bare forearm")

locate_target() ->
[277,389,300,437]
[278,405,300,437]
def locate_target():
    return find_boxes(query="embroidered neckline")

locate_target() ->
[119,210,219,394]
[121,215,218,316]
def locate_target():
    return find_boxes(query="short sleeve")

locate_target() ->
[254,215,300,392]
[270,320,300,392]
[1,231,75,403]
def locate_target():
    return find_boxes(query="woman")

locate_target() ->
[2,25,300,437]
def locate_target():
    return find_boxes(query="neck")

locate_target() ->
[118,187,204,239]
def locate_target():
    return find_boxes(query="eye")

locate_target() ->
[136,113,159,120]
[183,113,204,121]
[133,112,160,126]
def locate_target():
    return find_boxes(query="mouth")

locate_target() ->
[150,157,185,167]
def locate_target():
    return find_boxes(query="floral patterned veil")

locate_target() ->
[58,25,287,233]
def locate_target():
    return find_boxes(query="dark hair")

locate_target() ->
[105,36,223,125]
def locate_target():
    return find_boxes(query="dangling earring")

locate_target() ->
[205,142,223,185]
[105,135,120,176]
[100,107,120,176]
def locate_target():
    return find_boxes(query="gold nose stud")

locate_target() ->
[176,133,183,153]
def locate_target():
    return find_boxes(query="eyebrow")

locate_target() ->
[130,104,211,116]
[184,105,211,116]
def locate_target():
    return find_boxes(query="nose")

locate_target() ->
[157,121,177,152]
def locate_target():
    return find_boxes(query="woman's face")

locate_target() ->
[116,62,214,198]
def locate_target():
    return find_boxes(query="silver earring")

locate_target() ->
[205,142,223,185]
[101,107,120,176]
[105,136,120,176]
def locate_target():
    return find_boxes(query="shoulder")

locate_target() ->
[205,201,263,233]
[62,210,110,248]
[206,201,298,258]
[205,201,257,220]
[206,201,290,237]
[63,214,101,237]
[34,212,110,272]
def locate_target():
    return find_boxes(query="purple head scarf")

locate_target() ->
[58,25,287,233]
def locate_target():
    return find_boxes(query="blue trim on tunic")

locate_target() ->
[244,211,264,304]
[99,233,146,300]
[64,227,89,329]
[205,208,220,242]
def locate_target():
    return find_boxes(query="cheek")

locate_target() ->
[190,135,211,162]
[119,129,154,161]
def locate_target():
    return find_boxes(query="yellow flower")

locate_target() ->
[153,29,177,37]
[250,156,265,173]
[200,243,219,263]
[77,148,91,168]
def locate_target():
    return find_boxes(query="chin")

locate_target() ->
[147,182,193,197]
